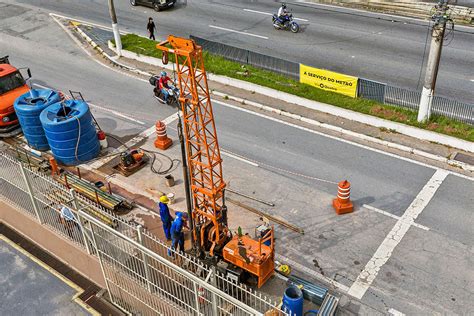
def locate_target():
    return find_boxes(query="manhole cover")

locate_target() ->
[453,152,474,165]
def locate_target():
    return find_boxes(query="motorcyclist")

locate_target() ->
[158,71,179,104]
[277,3,290,25]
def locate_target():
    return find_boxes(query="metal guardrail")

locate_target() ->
[0,152,287,316]
[191,35,300,80]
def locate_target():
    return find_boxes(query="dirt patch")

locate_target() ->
[370,105,408,121]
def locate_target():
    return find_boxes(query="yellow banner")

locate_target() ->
[300,64,358,98]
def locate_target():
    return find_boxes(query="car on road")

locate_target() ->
[130,0,176,11]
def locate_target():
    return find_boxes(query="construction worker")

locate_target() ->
[158,195,173,240]
[170,212,188,253]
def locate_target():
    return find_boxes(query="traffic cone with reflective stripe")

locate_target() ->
[154,120,173,150]
[333,180,353,215]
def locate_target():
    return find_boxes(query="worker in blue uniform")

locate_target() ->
[158,195,173,241]
[170,211,188,253]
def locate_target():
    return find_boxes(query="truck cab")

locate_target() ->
[0,56,31,137]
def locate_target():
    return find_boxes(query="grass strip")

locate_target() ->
[118,34,473,142]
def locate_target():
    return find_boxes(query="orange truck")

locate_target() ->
[0,56,31,137]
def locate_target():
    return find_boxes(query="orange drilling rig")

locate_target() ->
[156,36,274,288]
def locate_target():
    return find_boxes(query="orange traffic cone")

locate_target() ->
[154,120,173,150]
[333,180,354,215]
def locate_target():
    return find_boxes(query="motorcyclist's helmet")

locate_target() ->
[161,71,167,77]
[281,3,287,9]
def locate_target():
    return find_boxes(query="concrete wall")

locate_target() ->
[0,201,106,288]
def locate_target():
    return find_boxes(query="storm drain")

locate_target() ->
[453,152,474,165]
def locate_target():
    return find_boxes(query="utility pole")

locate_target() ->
[418,0,451,122]
[108,0,122,56]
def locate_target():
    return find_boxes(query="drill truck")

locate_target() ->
[0,56,31,137]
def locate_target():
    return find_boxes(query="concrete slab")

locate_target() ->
[0,237,91,316]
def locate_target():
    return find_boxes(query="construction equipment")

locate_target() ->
[115,148,148,176]
[156,36,274,288]
[0,56,31,137]
[56,170,133,212]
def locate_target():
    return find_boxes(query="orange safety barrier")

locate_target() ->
[154,120,172,150]
[332,180,353,215]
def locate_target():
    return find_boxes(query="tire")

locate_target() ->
[153,3,161,11]
[290,23,299,33]
[130,0,136,6]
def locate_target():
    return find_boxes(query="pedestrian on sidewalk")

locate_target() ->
[147,17,156,40]
[158,195,173,240]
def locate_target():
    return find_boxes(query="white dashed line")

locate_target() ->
[243,8,309,22]
[348,169,449,299]
[209,25,269,39]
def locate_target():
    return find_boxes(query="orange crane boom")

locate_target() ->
[156,36,274,287]
[156,36,228,254]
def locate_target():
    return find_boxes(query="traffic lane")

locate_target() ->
[368,227,474,314]
[212,100,436,216]
[416,174,474,247]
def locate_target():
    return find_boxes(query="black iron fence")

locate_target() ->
[192,35,474,125]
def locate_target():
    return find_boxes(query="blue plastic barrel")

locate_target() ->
[14,89,61,150]
[282,285,304,316]
[40,100,100,165]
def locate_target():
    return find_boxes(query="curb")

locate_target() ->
[70,28,473,172]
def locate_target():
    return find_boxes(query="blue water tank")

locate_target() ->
[40,100,100,165]
[14,89,61,151]
[282,285,304,316]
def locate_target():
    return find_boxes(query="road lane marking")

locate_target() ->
[88,103,146,125]
[348,169,448,299]
[470,79,474,82]
[388,308,406,316]
[221,151,259,167]
[243,8,309,22]
[50,13,130,34]
[32,84,146,125]
[363,204,430,231]
[209,25,269,39]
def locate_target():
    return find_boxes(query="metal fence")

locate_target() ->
[358,79,474,124]
[191,35,300,80]
[0,152,287,316]
[192,36,474,125]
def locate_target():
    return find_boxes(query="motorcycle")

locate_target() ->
[149,75,179,107]
[272,13,299,33]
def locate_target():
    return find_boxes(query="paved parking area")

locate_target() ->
[0,237,92,316]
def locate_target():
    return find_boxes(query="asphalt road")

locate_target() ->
[9,0,474,104]
[1,2,474,314]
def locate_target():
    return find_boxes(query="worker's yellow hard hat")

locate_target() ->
[160,195,169,204]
